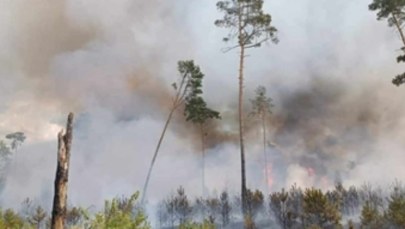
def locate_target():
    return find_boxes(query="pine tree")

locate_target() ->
[183,64,220,198]
[215,0,278,214]
[369,0,405,85]
[142,60,211,203]
[250,86,273,194]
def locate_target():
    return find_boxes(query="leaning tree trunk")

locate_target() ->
[141,72,189,204]
[392,13,405,48]
[51,113,74,229]
[141,108,175,204]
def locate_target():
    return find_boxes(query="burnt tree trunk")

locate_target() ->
[51,113,74,229]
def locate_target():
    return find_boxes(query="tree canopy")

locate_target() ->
[369,0,405,85]
[183,62,220,125]
[215,0,278,50]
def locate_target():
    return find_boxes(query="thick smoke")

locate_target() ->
[0,0,404,219]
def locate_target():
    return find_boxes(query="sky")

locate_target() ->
[0,0,404,213]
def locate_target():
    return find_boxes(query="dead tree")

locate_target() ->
[51,113,74,229]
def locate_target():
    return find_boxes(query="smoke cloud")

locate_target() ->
[0,0,404,220]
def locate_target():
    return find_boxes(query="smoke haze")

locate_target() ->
[0,0,404,217]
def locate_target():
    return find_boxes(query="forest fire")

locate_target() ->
[0,0,405,228]
[306,167,315,177]
[264,163,274,190]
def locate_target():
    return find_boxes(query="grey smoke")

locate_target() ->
[0,0,404,220]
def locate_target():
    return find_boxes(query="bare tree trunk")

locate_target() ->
[238,3,247,216]
[239,46,247,215]
[200,124,206,198]
[142,108,175,204]
[262,114,269,195]
[51,113,74,229]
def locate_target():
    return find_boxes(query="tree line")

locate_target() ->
[1,182,405,228]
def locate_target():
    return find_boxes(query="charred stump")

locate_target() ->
[51,113,74,229]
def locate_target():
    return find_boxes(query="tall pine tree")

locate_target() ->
[215,0,278,213]
[183,65,220,198]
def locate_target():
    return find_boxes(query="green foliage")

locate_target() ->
[20,198,48,228]
[181,61,220,213]
[385,186,405,227]
[66,206,91,228]
[178,219,216,229]
[184,97,220,125]
[0,132,26,176]
[369,0,405,24]
[172,187,193,225]
[183,61,220,125]
[159,185,376,228]
[270,188,298,229]
[302,188,341,228]
[326,183,346,214]
[172,60,210,109]
[205,197,221,224]
[29,206,47,228]
[306,225,323,229]
[244,214,257,229]
[178,61,204,96]
[5,185,405,229]
[369,0,405,86]
[1,209,24,229]
[360,201,384,229]
[0,140,11,158]
[163,186,193,226]
[245,189,264,219]
[359,184,385,214]
[345,186,361,215]
[5,132,26,150]
[0,140,13,192]
[219,191,231,227]
[28,206,47,228]
[250,86,273,118]
[215,0,278,49]
[393,72,405,86]
[90,191,150,229]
